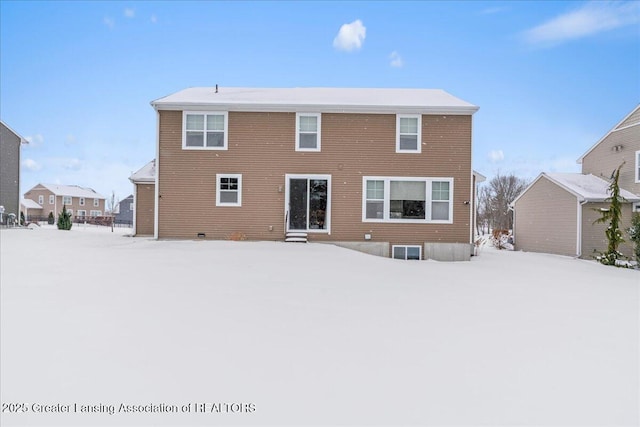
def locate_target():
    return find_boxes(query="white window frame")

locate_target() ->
[79,197,85,206]
[63,196,72,205]
[49,195,54,204]
[362,176,454,224]
[635,150,640,183]
[396,114,422,153]
[633,202,640,213]
[216,174,242,207]
[38,195,44,205]
[182,111,228,150]
[90,210,102,217]
[392,245,422,260]
[295,113,321,152]
[93,198,99,207]
[77,210,86,218]
[129,203,134,211]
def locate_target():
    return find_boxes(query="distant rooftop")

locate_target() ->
[151,87,479,115]
[35,184,106,199]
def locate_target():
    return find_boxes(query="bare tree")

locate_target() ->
[477,173,528,232]
[107,191,119,232]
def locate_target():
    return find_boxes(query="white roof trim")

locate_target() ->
[0,120,28,144]
[20,198,42,209]
[151,87,479,115]
[129,159,156,183]
[577,104,640,164]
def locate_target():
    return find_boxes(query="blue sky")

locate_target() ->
[1,1,639,202]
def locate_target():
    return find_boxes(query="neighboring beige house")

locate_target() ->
[512,105,640,258]
[129,160,156,236]
[149,86,480,261]
[23,183,106,220]
[0,121,28,224]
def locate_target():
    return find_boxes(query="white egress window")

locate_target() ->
[216,174,242,206]
[184,112,228,149]
[393,245,422,260]
[396,115,421,153]
[296,113,321,151]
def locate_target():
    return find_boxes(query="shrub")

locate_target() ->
[47,211,55,225]
[57,205,72,230]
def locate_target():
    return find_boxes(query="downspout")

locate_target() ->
[153,110,160,240]
[577,199,588,258]
[132,182,138,236]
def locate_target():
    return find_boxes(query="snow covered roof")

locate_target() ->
[20,198,42,209]
[577,104,640,164]
[129,159,156,183]
[151,87,479,115]
[513,173,640,206]
[37,184,106,199]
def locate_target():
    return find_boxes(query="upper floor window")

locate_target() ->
[94,199,99,207]
[63,196,72,205]
[216,174,242,207]
[296,113,321,152]
[396,115,421,153]
[363,177,453,223]
[79,197,85,206]
[38,195,44,205]
[183,112,228,150]
[635,150,639,183]
[49,195,54,204]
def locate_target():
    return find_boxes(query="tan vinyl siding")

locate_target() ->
[581,202,635,259]
[617,108,640,129]
[135,184,155,236]
[513,176,578,256]
[157,110,473,247]
[581,124,640,195]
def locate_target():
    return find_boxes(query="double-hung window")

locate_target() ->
[396,115,421,153]
[93,199,99,207]
[63,196,72,205]
[77,210,86,218]
[79,197,85,206]
[216,174,242,207]
[49,195,54,204]
[363,177,453,223]
[296,113,321,151]
[183,112,228,150]
[38,195,44,205]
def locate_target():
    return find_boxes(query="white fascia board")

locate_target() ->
[151,101,479,116]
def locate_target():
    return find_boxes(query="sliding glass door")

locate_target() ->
[286,175,331,232]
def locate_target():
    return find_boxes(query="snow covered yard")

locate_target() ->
[1,226,638,426]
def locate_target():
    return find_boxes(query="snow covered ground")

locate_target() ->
[1,225,638,426]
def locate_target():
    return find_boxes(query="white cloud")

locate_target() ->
[22,158,41,171]
[103,16,115,29]
[389,51,404,68]
[333,19,366,52]
[124,8,135,18]
[488,150,504,163]
[523,1,640,46]
[150,14,158,24]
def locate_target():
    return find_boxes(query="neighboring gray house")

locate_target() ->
[115,194,134,224]
[0,121,27,224]
[512,105,640,258]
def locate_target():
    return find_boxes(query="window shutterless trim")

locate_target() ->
[216,174,242,207]
[182,111,229,150]
[295,113,321,152]
[396,114,422,153]
[362,176,454,224]
[63,196,72,205]
[635,150,640,183]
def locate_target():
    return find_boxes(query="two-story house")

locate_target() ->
[0,121,28,224]
[511,105,640,258]
[150,87,479,261]
[115,194,134,225]
[23,183,106,221]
